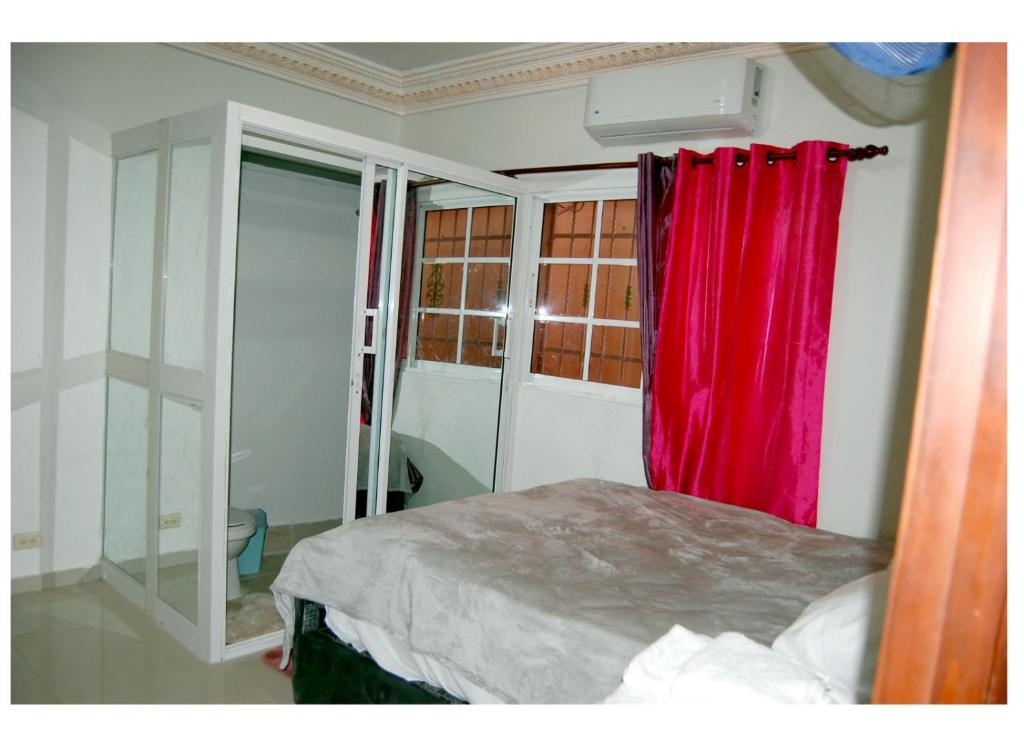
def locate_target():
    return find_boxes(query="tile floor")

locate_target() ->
[10,579,294,704]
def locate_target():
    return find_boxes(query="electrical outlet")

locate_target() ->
[159,513,182,529]
[13,532,42,550]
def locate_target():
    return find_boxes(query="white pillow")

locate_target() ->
[771,567,891,703]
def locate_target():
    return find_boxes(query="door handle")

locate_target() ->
[362,308,379,355]
[491,318,506,358]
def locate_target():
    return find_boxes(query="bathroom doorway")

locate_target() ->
[225,150,363,645]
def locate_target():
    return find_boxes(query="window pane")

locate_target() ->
[536,263,591,318]
[462,315,504,368]
[469,205,513,257]
[599,199,638,258]
[423,208,467,258]
[531,321,585,379]
[103,377,149,584]
[163,140,211,371]
[419,262,464,309]
[593,265,639,322]
[540,202,596,258]
[158,394,201,624]
[110,151,158,357]
[416,313,459,364]
[590,326,642,388]
[464,263,510,312]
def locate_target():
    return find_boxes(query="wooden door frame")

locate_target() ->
[872,42,1007,704]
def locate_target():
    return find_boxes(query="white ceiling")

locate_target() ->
[321,42,526,71]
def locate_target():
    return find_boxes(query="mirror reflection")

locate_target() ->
[381,174,516,512]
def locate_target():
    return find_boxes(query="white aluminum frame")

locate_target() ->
[362,165,403,520]
[102,102,529,663]
[103,120,159,602]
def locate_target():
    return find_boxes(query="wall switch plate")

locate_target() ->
[13,532,42,550]
[159,513,182,529]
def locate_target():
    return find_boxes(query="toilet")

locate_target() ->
[226,508,258,601]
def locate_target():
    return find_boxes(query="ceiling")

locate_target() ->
[320,42,526,71]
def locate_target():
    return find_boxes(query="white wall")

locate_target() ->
[402,47,953,539]
[10,87,111,580]
[10,43,401,581]
[508,384,644,490]
[228,161,360,526]
[12,44,402,142]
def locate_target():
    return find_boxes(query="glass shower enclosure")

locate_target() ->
[100,102,528,662]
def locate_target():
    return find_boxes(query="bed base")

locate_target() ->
[290,598,465,704]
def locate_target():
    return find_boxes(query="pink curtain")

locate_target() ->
[643,141,849,526]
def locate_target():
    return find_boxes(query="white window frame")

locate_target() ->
[518,182,643,404]
[406,187,515,380]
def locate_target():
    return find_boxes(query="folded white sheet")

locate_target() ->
[605,625,853,704]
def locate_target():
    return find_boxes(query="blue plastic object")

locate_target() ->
[831,43,955,76]
[237,508,267,576]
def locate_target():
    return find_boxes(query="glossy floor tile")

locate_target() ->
[10,580,293,704]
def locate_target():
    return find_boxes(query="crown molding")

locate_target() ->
[171,41,824,116]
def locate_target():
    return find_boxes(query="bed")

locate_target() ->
[353,425,423,518]
[271,479,892,704]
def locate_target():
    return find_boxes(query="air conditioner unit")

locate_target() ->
[583,56,766,145]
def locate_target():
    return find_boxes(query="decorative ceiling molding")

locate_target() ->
[172,42,822,116]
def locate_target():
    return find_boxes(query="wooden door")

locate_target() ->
[872,42,1007,704]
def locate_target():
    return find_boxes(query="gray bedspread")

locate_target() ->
[272,479,892,703]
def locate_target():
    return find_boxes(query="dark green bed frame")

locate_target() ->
[290,598,465,704]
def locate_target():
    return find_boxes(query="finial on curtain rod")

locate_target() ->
[691,145,889,168]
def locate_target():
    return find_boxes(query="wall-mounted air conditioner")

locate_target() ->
[583,56,766,145]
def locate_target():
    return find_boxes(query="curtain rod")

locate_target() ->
[494,145,889,177]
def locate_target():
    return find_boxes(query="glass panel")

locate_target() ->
[536,263,592,318]
[109,151,158,357]
[395,175,516,512]
[418,262,464,309]
[593,265,640,322]
[540,201,596,257]
[469,205,513,257]
[531,321,586,379]
[599,199,638,258]
[103,377,149,584]
[163,140,211,371]
[464,263,510,312]
[416,312,459,364]
[357,166,400,520]
[228,151,362,642]
[158,395,201,624]
[590,326,643,388]
[422,208,466,257]
[461,315,504,368]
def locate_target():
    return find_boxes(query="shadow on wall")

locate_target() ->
[790,46,956,540]
[397,433,489,510]
[787,45,952,126]
[874,56,955,540]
